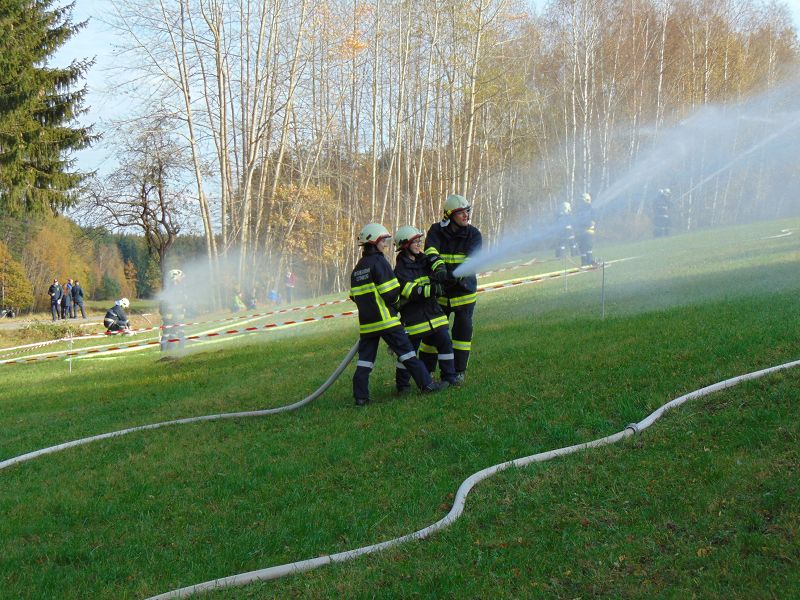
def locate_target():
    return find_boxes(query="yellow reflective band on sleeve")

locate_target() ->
[440,253,467,265]
[401,281,415,299]
[376,278,400,294]
[424,247,439,257]
[430,259,445,271]
[351,282,377,296]
[445,292,477,307]
[452,339,472,351]
[419,342,437,354]
[360,316,401,335]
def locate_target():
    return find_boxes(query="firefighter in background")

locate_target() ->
[424,194,483,384]
[350,223,448,407]
[104,298,131,333]
[574,192,597,267]
[160,269,187,352]
[554,201,576,258]
[654,188,671,237]
[393,225,461,393]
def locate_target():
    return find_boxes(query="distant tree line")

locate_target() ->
[1,0,798,299]
[108,0,799,293]
[0,215,205,313]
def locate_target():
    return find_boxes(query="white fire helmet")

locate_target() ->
[394,225,424,251]
[443,194,471,218]
[357,223,391,245]
[118,298,130,309]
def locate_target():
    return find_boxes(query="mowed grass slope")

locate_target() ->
[1,218,798,599]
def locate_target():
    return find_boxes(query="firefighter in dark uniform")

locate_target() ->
[654,188,671,237]
[393,225,460,393]
[48,278,63,321]
[160,269,187,351]
[104,298,131,332]
[574,192,597,266]
[350,223,448,406]
[424,194,482,383]
[554,201,575,258]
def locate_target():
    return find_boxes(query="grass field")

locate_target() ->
[1,218,798,599]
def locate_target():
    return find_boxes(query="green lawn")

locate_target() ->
[1,218,798,599]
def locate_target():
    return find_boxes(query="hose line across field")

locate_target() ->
[0,342,359,472]
[146,357,800,600]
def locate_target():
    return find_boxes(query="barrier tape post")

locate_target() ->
[601,261,606,319]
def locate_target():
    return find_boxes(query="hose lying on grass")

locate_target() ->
[0,342,359,472]
[145,357,800,600]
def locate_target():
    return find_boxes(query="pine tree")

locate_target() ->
[0,0,95,215]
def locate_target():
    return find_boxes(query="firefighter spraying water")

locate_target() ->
[424,195,483,383]
[350,223,448,406]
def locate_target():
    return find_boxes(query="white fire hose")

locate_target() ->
[0,342,359,472]
[145,357,800,599]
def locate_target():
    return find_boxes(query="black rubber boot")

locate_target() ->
[422,381,449,394]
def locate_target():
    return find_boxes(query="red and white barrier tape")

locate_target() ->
[105,298,353,336]
[1,312,358,365]
[0,258,548,356]
[2,260,618,366]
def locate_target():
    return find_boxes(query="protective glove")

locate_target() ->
[430,268,449,283]
[430,282,445,297]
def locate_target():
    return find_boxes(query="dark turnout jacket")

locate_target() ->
[350,246,402,336]
[424,221,482,308]
[104,305,129,326]
[394,252,449,337]
[71,284,84,303]
[48,283,63,302]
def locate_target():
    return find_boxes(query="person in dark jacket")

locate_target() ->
[554,201,576,258]
[393,226,460,393]
[424,194,482,383]
[48,279,63,321]
[350,223,448,406]
[653,188,671,237]
[71,280,86,318]
[61,280,73,319]
[574,192,597,266]
[104,298,131,332]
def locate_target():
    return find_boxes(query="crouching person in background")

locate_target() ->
[350,223,449,407]
[104,298,131,333]
[393,225,461,393]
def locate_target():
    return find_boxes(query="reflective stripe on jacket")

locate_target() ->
[350,247,402,335]
[424,221,482,308]
[394,252,449,337]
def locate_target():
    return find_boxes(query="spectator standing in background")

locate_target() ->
[72,280,86,318]
[48,278,63,321]
[285,270,297,304]
[61,279,73,319]
[66,279,76,318]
